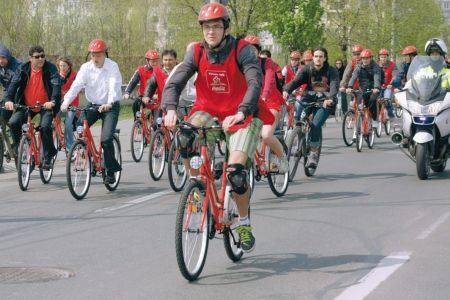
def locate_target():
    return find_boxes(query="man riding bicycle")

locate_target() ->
[3,45,60,170]
[0,44,21,128]
[61,39,122,184]
[163,2,274,253]
[283,47,339,168]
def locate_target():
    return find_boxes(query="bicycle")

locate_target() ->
[0,106,17,171]
[342,93,358,147]
[148,113,173,181]
[66,105,122,200]
[252,134,289,196]
[286,99,324,180]
[174,121,247,281]
[15,104,56,190]
[52,114,66,155]
[375,96,392,137]
[353,90,376,152]
[130,97,156,162]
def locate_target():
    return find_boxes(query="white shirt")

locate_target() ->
[63,58,122,106]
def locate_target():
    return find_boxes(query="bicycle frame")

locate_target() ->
[21,106,43,167]
[53,114,65,150]
[137,101,153,145]
[254,142,269,177]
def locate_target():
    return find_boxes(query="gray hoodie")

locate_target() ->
[0,44,21,91]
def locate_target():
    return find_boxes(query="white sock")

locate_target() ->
[239,215,250,226]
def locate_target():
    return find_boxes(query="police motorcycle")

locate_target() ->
[391,56,450,179]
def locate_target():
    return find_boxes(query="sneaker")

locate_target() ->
[306,150,318,169]
[236,225,255,253]
[41,158,53,170]
[277,155,289,174]
[104,171,116,184]
[372,120,379,128]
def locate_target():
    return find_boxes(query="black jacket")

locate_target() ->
[3,60,61,113]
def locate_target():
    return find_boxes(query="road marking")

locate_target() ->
[416,212,450,240]
[334,251,411,300]
[94,190,171,213]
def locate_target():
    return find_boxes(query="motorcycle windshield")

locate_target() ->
[405,55,447,105]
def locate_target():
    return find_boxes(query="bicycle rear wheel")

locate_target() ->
[286,127,302,182]
[175,180,209,281]
[148,129,166,181]
[130,120,144,162]
[17,136,32,191]
[168,137,187,192]
[267,137,289,196]
[104,134,122,191]
[66,140,91,200]
[342,110,356,146]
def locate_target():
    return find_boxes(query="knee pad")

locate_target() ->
[227,163,248,195]
[177,129,198,159]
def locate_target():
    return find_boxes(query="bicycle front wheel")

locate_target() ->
[130,120,144,162]
[286,127,302,182]
[39,154,55,184]
[104,134,122,191]
[304,132,322,177]
[342,110,356,146]
[66,140,91,200]
[168,137,187,192]
[355,115,363,152]
[267,136,289,196]
[148,129,166,181]
[17,136,32,191]
[0,134,4,172]
[175,180,210,281]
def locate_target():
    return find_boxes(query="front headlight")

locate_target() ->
[189,155,203,170]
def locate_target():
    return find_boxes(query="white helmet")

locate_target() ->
[425,38,447,56]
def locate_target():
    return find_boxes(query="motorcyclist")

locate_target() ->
[423,38,450,90]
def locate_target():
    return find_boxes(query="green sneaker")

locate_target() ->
[236,225,255,253]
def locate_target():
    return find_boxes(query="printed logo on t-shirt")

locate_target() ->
[206,70,230,93]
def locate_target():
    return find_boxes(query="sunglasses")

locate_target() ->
[31,54,46,59]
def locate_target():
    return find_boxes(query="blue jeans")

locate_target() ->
[295,100,304,122]
[310,107,329,147]
[64,110,76,151]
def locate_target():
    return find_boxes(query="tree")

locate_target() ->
[264,0,324,52]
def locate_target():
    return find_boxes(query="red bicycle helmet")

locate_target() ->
[360,49,373,58]
[303,51,313,61]
[244,35,260,46]
[145,49,159,60]
[290,50,301,59]
[198,3,230,25]
[88,39,107,52]
[352,44,364,53]
[402,45,417,55]
[378,48,389,56]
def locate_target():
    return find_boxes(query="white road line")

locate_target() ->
[334,251,411,300]
[94,190,171,213]
[416,212,450,240]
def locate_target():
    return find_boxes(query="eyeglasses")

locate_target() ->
[31,54,45,59]
[202,24,224,32]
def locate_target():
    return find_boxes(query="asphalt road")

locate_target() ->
[0,116,449,300]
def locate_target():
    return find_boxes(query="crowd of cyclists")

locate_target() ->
[1,2,450,268]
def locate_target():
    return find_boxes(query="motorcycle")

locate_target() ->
[392,56,450,180]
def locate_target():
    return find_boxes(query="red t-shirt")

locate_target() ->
[61,70,79,107]
[24,68,49,110]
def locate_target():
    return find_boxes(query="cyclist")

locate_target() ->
[245,35,288,173]
[163,2,273,252]
[0,44,21,127]
[346,49,382,128]
[3,45,60,170]
[339,44,364,113]
[282,50,301,86]
[283,47,339,168]
[259,49,283,81]
[123,49,160,119]
[61,39,122,184]
[377,48,397,118]
[142,48,178,128]
[56,56,79,154]
[392,45,417,92]
[303,51,313,67]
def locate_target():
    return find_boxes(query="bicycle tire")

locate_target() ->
[356,115,363,152]
[104,134,122,191]
[17,136,32,191]
[175,180,209,281]
[0,134,4,172]
[66,140,91,200]
[148,129,166,181]
[168,137,187,192]
[39,154,55,184]
[342,111,355,146]
[286,127,302,182]
[130,120,144,162]
[267,136,289,196]
[385,119,391,135]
